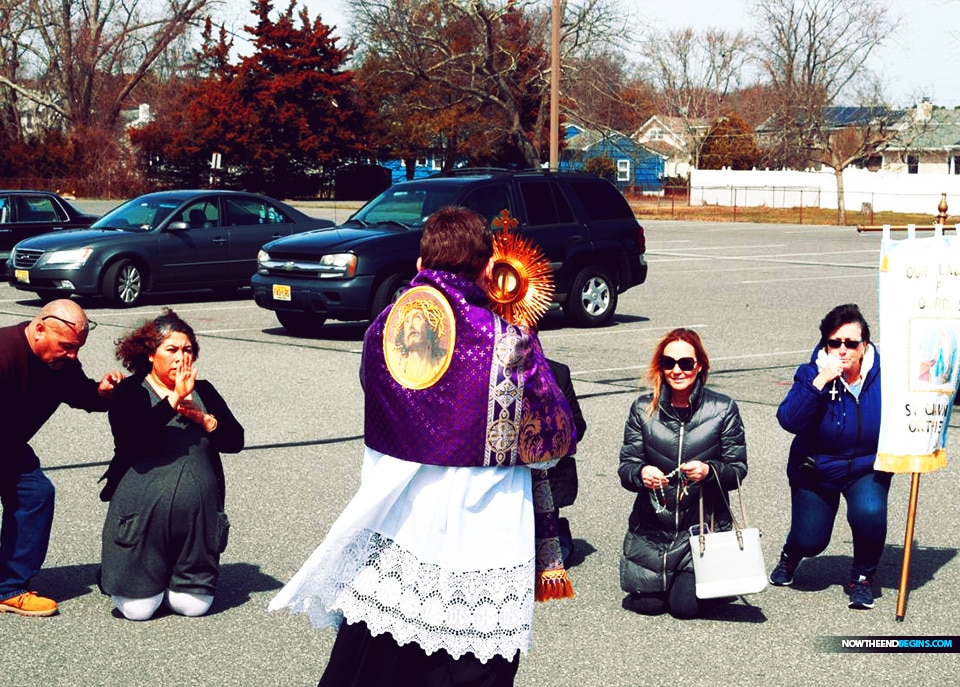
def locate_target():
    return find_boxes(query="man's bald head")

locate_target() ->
[37,299,89,333]
[27,299,91,368]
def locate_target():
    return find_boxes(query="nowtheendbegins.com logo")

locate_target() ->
[818,636,958,653]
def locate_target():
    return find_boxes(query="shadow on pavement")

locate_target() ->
[619,592,768,623]
[789,544,957,595]
[564,539,597,569]
[209,562,284,615]
[32,561,284,614]
[34,562,100,602]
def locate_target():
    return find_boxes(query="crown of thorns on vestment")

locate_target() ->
[395,298,446,342]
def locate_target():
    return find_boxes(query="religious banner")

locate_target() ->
[876,225,960,473]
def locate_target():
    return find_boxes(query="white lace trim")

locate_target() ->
[278,528,535,662]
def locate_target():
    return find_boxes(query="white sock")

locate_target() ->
[112,593,164,621]
[165,589,213,617]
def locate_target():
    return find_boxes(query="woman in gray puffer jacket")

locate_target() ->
[619,328,747,618]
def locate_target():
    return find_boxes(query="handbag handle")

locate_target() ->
[696,469,749,555]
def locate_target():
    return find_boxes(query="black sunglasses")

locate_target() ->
[826,338,861,350]
[660,355,697,372]
[42,314,97,332]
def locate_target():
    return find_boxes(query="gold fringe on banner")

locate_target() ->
[875,449,948,474]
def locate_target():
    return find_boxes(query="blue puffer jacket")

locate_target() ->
[776,343,881,489]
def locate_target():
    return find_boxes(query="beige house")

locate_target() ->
[882,101,960,176]
[632,115,711,178]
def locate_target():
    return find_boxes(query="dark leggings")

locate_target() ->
[629,570,699,619]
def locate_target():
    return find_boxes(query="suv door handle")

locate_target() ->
[568,234,583,243]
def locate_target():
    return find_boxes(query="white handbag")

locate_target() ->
[688,475,768,599]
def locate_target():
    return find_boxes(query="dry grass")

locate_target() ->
[629,196,957,229]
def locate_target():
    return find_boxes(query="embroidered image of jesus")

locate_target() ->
[384,285,456,389]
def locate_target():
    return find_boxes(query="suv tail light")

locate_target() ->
[636,222,646,253]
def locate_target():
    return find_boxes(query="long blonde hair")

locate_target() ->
[645,328,710,415]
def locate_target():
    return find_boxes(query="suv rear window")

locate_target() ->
[566,180,635,221]
[518,180,575,226]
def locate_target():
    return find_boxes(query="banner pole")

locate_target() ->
[895,472,921,621]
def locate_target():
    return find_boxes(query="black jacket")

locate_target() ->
[98,374,244,503]
[618,376,747,594]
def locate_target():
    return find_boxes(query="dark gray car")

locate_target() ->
[0,190,99,276]
[7,189,334,306]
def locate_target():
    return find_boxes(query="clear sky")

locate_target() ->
[228,0,960,109]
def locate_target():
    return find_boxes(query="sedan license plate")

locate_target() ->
[14,269,29,284]
[272,283,292,301]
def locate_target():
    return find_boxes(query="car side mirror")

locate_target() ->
[166,221,189,231]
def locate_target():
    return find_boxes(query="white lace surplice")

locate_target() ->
[268,446,536,662]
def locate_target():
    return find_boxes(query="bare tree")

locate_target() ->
[814,116,896,225]
[349,0,631,168]
[0,0,213,133]
[563,51,656,134]
[752,0,899,223]
[752,0,897,160]
[639,27,750,168]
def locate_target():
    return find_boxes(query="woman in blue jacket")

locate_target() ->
[770,303,890,610]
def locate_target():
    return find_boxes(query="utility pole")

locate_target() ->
[549,0,560,170]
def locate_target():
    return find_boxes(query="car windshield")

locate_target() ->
[92,197,181,232]
[351,186,459,228]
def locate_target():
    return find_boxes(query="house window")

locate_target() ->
[908,155,919,174]
[616,159,631,182]
[650,129,663,140]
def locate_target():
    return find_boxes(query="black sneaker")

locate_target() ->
[847,575,875,609]
[770,551,800,586]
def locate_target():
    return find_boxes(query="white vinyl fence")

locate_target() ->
[690,167,960,214]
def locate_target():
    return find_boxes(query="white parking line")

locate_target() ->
[742,273,874,284]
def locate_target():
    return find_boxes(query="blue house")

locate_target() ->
[558,123,666,193]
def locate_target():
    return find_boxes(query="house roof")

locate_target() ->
[887,108,960,150]
[823,106,903,128]
[634,115,711,139]
[756,105,906,133]
[564,123,665,159]
[641,115,712,134]
[641,138,680,157]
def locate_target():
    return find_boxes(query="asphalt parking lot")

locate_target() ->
[3,211,958,686]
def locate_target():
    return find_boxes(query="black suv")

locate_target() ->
[251,170,647,334]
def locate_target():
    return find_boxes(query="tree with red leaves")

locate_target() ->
[131,0,370,197]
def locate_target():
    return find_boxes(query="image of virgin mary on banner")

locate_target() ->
[876,225,960,474]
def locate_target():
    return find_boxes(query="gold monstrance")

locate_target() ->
[486,209,554,327]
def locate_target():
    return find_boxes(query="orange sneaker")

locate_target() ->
[0,592,59,617]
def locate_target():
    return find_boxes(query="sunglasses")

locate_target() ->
[42,314,97,332]
[826,338,861,350]
[660,355,697,372]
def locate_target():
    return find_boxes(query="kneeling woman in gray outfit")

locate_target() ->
[99,309,243,620]
[619,328,747,618]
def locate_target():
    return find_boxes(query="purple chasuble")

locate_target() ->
[363,269,576,468]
